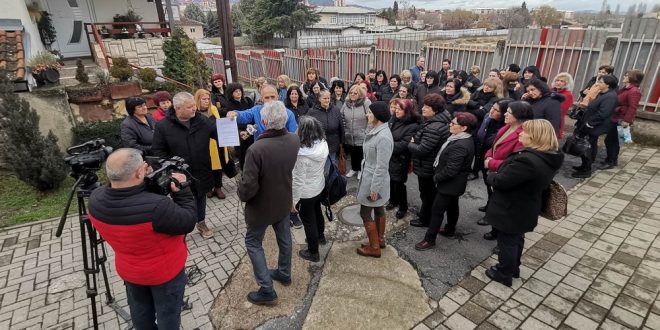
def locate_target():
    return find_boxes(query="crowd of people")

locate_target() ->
[95,56,644,327]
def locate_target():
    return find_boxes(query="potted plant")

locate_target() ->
[108,57,141,100]
[112,10,142,39]
[27,50,61,86]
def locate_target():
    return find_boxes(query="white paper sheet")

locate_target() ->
[216,118,240,147]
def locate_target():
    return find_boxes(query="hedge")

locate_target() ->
[71,118,124,151]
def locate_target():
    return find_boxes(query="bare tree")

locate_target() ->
[533,5,563,27]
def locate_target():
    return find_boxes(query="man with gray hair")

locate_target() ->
[152,91,218,238]
[238,101,301,305]
[88,148,197,329]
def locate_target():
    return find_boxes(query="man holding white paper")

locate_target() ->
[226,86,298,139]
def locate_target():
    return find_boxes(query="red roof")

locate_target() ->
[0,30,25,80]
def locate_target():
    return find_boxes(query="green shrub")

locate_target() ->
[72,118,124,151]
[138,68,157,83]
[75,58,89,84]
[0,72,67,191]
[109,57,134,81]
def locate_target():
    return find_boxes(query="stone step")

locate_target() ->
[59,64,101,78]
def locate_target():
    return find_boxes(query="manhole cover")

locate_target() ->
[338,204,363,226]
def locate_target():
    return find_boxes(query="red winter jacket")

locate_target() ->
[88,183,197,285]
[152,107,168,122]
[555,88,574,139]
[484,124,524,172]
[611,85,641,124]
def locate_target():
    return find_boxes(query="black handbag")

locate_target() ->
[219,148,238,178]
[562,134,591,157]
[567,105,585,120]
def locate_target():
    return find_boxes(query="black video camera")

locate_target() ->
[65,139,113,189]
[144,156,193,195]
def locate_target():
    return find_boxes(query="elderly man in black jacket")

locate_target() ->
[238,101,301,305]
[152,92,218,239]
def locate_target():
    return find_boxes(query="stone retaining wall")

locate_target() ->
[92,37,166,69]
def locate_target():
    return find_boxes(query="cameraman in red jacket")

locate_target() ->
[88,148,197,330]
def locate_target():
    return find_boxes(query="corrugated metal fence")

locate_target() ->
[208,19,660,115]
[426,43,499,82]
[503,29,609,98]
[612,18,660,112]
[376,39,422,79]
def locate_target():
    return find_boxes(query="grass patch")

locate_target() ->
[0,175,76,228]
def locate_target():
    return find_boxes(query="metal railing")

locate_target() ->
[84,21,191,91]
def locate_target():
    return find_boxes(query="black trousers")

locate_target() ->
[298,193,325,254]
[212,169,223,188]
[579,134,600,171]
[346,144,364,171]
[495,231,525,278]
[424,192,459,243]
[604,123,620,165]
[390,180,408,211]
[417,176,436,225]
[238,136,254,170]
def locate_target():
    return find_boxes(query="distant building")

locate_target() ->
[175,17,204,40]
[470,8,509,15]
[314,6,389,27]
[334,0,346,6]
[559,10,576,20]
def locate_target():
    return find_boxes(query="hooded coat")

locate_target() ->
[389,116,420,182]
[443,87,471,115]
[527,92,565,137]
[408,111,452,178]
[357,123,394,207]
[341,97,371,146]
[485,148,564,234]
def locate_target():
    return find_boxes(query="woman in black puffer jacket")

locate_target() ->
[521,79,564,137]
[408,94,451,228]
[387,98,420,219]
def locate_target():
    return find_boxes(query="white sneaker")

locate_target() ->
[346,169,356,178]
[357,171,362,180]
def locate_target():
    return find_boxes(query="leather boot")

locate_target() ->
[361,216,386,249]
[215,187,226,199]
[357,222,381,258]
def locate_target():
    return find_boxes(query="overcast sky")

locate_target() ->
[347,0,659,12]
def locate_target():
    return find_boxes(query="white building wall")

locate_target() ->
[1,0,46,60]
[88,0,159,23]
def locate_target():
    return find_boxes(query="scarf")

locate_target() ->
[434,132,471,167]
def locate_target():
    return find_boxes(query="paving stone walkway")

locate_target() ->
[0,178,247,330]
[413,145,660,330]
[2,144,660,330]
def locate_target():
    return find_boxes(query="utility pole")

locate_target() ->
[216,0,238,83]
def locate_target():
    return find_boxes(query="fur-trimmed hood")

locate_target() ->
[447,87,471,105]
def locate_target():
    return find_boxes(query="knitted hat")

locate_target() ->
[211,73,225,83]
[369,101,391,123]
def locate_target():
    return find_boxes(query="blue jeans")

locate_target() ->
[125,269,186,330]
[245,215,292,289]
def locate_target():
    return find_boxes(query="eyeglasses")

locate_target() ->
[349,92,358,95]
[449,121,458,126]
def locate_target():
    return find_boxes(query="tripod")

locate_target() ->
[56,173,131,330]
